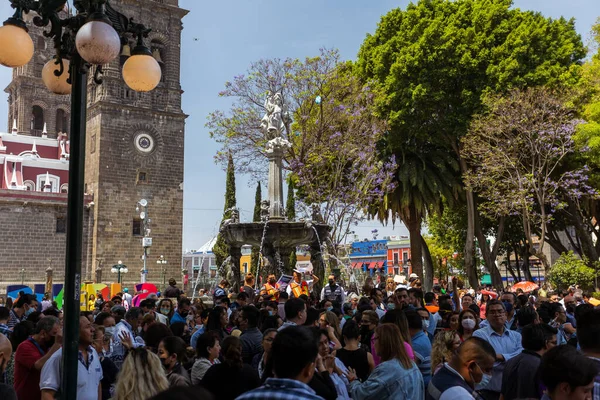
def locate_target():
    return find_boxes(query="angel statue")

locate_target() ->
[260,92,291,140]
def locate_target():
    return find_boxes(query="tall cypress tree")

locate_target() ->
[250,182,262,276]
[213,153,237,269]
[286,180,297,269]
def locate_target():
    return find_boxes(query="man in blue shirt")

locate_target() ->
[473,299,523,400]
[171,297,191,325]
[237,326,323,400]
[406,309,432,387]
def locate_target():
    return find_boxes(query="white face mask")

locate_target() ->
[422,319,430,330]
[462,318,476,330]
[104,327,115,338]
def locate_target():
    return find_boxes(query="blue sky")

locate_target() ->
[0,0,597,251]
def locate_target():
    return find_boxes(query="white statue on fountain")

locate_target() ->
[261,92,291,141]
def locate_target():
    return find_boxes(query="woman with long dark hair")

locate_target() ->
[201,336,260,400]
[206,306,229,340]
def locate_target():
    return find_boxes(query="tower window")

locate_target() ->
[56,216,66,233]
[137,171,148,184]
[56,109,68,134]
[31,105,44,135]
[132,218,142,236]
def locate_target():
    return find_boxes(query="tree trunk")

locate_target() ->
[464,189,478,289]
[474,212,505,290]
[420,234,434,292]
[568,198,599,266]
[403,205,423,282]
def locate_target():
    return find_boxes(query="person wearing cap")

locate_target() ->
[288,271,318,299]
[122,288,132,305]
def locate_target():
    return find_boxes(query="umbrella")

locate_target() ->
[132,283,158,307]
[481,290,498,299]
[511,281,539,293]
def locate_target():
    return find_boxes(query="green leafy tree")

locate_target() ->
[548,251,596,291]
[286,180,298,269]
[250,182,262,276]
[213,153,237,272]
[356,0,585,289]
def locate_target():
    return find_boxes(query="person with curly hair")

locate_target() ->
[430,330,461,375]
[112,347,169,400]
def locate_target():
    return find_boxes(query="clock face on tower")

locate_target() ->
[134,132,155,154]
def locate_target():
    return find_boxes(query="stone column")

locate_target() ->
[265,138,291,220]
[279,247,294,275]
[45,267,53,296]
[310,243,324,297]
[230,246,242,293]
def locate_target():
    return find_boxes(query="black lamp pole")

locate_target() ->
[2,1,156,398]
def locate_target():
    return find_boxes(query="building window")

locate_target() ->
[151,39,166,83]
[56,216,66,233]
[393,253,399,265]
[56,109,68,135]
[137,170,148,184]
[132,218,142,236]
[23,180,35,191]
[402,252,408,262]
[243,263,248,274]
[31,105,44,135]
[193,257,199,266]
[60,184,68,193]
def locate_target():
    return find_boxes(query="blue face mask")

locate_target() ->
[326,306,333,312]
[268,311,273,316]
[472,363,492,389]
[387,303,395,310]
[25,306,35,317]
[352,309,357,315]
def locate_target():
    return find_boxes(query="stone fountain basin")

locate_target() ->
[220,221,330,248]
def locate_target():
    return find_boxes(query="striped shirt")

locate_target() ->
[235,378,324,400]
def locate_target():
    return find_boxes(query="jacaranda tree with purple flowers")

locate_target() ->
[462,87,597,272]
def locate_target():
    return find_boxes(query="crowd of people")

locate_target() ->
[0,273,599,400]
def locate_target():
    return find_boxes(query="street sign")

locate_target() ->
[142,237,152,247]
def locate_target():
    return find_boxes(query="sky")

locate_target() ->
[0,0,597,252]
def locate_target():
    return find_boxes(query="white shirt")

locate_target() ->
[40,347,103,400]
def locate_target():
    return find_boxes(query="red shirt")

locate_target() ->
[14,338,46,400]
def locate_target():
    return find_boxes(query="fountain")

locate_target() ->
[219,92,331,292]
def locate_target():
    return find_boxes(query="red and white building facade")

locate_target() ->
[0,121,70,193]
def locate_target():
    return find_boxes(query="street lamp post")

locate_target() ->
[157,255,167,291]
[0,1,161,397]
[136,199,151,283]
[110,261,128,284]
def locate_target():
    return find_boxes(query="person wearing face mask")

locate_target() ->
[458,309,479,341]
[92,325,118,400]
[472,300,523,400]
[260,275,281,301]
[7,294,38,329]
[406,309,432,387]
[427,337,496,400]
[321,275,345,305]
[158,336,191,387]
[14,316,61,400]
[0,333,17,399]
[500,324,557,400]
[417,308,434,342]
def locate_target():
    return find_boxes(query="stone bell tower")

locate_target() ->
[84,0,188,285]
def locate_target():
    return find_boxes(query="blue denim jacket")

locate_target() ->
[350,358,424,400]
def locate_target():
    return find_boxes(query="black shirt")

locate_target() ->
[201,362,261,400]
[501,350,542,400]
[337,348,370,382]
